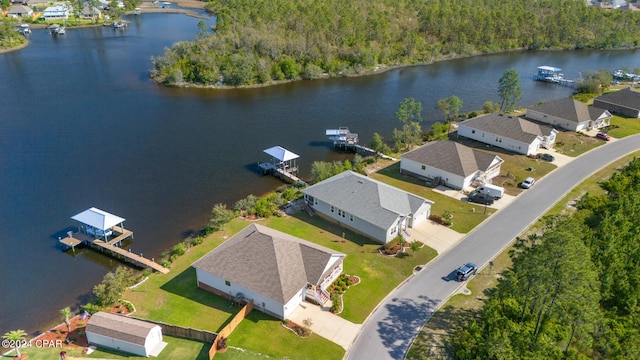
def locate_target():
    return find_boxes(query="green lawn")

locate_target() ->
[554,130,603,156]
[1,335,211,360]
[264,215,438,323]
[370,162,491,233]
[608,114,640,138]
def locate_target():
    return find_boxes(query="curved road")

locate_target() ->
[345,134,640,360]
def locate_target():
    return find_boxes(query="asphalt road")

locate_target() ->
[345,134,640,360]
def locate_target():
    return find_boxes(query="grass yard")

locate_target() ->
[553,130,603,157]
[607,115,640,138]
[0,335,211,360]
[264,215,438,323]
[370,162,493,233]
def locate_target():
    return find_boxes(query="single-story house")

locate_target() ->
[8,4,33,17]
[526,97,612,131]
[85,312,166,357]
[592,86,640,118]
[302,171,434,243]
[81,5,102,19]
[193,223,346,320]
[400,140,504,190]
[457,113,558,155]
[42,5,69,20]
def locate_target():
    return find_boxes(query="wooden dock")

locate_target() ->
[59,228,169,274]
[258,162,308,186]
[92,239,170,274]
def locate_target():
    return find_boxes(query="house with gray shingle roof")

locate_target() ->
[592,87,640,118]
[302,171,433,244]
[8,4,33,18]
[457,113,558,155]
[193,223,346,320]
[85,312,166,357]
[526,97,612,132]
[400,140,504,190]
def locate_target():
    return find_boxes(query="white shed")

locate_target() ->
[85,312,166,357]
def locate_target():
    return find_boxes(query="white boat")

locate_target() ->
[18,24,31,35]
[113,21,126,29]
[134,7,141,15]
[50,24,65,35]
[533,66,564,83]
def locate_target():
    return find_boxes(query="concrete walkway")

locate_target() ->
[288,302,362,350]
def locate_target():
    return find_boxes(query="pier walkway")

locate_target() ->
[92,239,170,274]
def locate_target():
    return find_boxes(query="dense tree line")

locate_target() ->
[151,0,640,86]
[450,158,640,359]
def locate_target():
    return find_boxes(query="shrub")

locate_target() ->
[193,236,203,245]
[172,242,186,256]
[81,303,102,315]
[411,241,422,252]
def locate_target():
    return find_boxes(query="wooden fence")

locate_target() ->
[209,300,254,359]
[130,316,217,342]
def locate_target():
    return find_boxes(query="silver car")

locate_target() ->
[521,177,535,189]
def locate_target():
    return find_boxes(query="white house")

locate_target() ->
[400,140,504,190]
[302,171,434,243]
[85,312,166,357]
[193,223,346,320]
[526,97,612,132]
[42,5,69,20]
[457,113,558,156]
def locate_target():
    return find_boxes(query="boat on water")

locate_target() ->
[134,7,141,15]
[113,21,127,29]
[50,24,66,35]
[18,24,31,35]
[533,66,564,83]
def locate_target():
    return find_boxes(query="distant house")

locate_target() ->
[86,312,166,357]
[302,171,433,243]
[592,87,640,118]
[457,113,558,156]
[526,97,612,131]
[193,223,346,320]
[42,5,69,20]
[400,140,504,190]
[8,4,33,17]
[82,5,102,19]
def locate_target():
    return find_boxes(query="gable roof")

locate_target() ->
[401,140,503,178]
[71,207,125,230]
[86,312,158,346]
[527,97,610,124]
[594,87,640,110]
[193,224,345,303]
[302,171,433,229]
[460,113,555,143]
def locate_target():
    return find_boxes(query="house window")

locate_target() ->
[330,206,334,213]
[342,211,346,218]
[421,165,426,170]
[338,209,342,216]
[225,280,231,286]
[471,129,476,134]
[482,133,485,137]
[314,199,318,205]
[350,214,354,222]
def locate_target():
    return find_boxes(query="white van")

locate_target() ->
[477,184,504,199]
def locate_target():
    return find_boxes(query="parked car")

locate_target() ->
[456,263,478,281]
[521,177,535,189]
[477,184,504,199]
[539,153,555,162]
[596,132,611,141]
[467,191,495,205]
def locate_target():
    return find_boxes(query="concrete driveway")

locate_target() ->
[288,302,362,350]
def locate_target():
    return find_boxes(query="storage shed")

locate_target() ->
[85,312,166,357]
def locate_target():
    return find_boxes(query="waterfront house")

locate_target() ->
[42,5,69,20]
[457,113,558,156]
[81,4,102,19]
[193,223,346,320]
[400,140,504,190]
[8,4,33,17]
[86,312,166,357]
[302,171,433,243]
[592,87,640,118]
[526,97,612,132]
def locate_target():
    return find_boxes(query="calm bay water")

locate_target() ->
[1,12,639,336]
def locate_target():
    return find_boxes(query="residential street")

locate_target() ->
[345,133,640,360]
